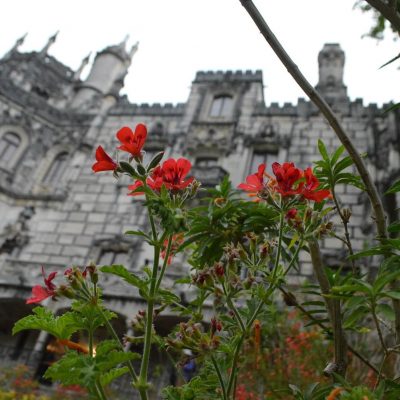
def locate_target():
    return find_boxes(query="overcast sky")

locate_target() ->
[1,0,399,106]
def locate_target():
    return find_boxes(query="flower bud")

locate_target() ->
[342,208,351,223]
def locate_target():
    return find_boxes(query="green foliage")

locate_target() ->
[44,340,139,396]
[163,361,221,400]
[100,264,149,299]
[185,177,278,266]
[354,0,400,40]
[314,140,365,191]
[13,307,79,339]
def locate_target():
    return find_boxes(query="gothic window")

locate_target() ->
[250,150,277,173]
[209,95,233,117]
[0,132,21,164]
[43,152,68,184]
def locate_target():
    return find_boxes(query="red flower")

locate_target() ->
[128,158,194,195]
[116,123,147,158]
[26,267,57,304]
[301,167,331,202]
[272,162,303,196]
[158,158,194,191]
[238,163,266,194]
[92,146,117,173]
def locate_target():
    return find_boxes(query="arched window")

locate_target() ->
[209,95,233,117]
[0,132,21,163]
[43,152,68,184]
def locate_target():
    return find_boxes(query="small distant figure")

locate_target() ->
[182,349,196,382]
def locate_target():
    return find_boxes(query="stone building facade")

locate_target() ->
[0,34,398,394]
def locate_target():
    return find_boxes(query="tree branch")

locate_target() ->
[308,239,347,377]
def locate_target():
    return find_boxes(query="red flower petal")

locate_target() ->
[26,285,52,304]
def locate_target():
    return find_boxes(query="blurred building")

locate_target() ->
[0,34,398,395]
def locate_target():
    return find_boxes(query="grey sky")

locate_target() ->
[1,0,398,106]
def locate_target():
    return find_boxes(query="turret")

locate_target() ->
[71,37,137,109]
[315,43,348,103]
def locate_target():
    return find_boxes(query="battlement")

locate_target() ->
[194,69,263,83]
[111,101,185,116]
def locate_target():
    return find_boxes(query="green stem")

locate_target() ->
[95,382,108,400]
[223,284,246,333]
[226,335,245,398]
[138,202,160,398]
[283,238,304,276]
[155,234,173,292]
[97,306,138,382]
[211,355,227,400]
[271,211,284,282]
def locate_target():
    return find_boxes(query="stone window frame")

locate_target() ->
[208,94,234,118]
[0,125,29,171]
[34,144,72,188]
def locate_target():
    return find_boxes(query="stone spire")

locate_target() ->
[73,52,91,81]
[3,33,27,59]
[39,31,59,56]
[315,43,348,103]
[129,41,139,59]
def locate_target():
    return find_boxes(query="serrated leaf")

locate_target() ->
[13,307,79,339]
[100,366,129,386]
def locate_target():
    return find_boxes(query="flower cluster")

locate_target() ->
[238,162,331,203]
[92,123,195,198]
[26,265,98,305]
[128,158,194,195]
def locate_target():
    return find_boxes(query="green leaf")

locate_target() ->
[119,161,140,178]
[383,102,400,115]
[386,180,400,195]
[330,145,345,165]
[384,291,400,300]
[318,139,329,162]
[147,151,164,171]
[377,303,395,321]
[343,305,369,329]
[100,265,149,297]
[13,307,79,339]
[379,53,400,69]
[388,221,400,233]
[333,156,354,175]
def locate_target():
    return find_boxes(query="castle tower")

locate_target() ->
[315,43,348,103]
[71,38,136,109]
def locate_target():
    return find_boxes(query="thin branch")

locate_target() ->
[308,239,347,377]
[279,286,382,377]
